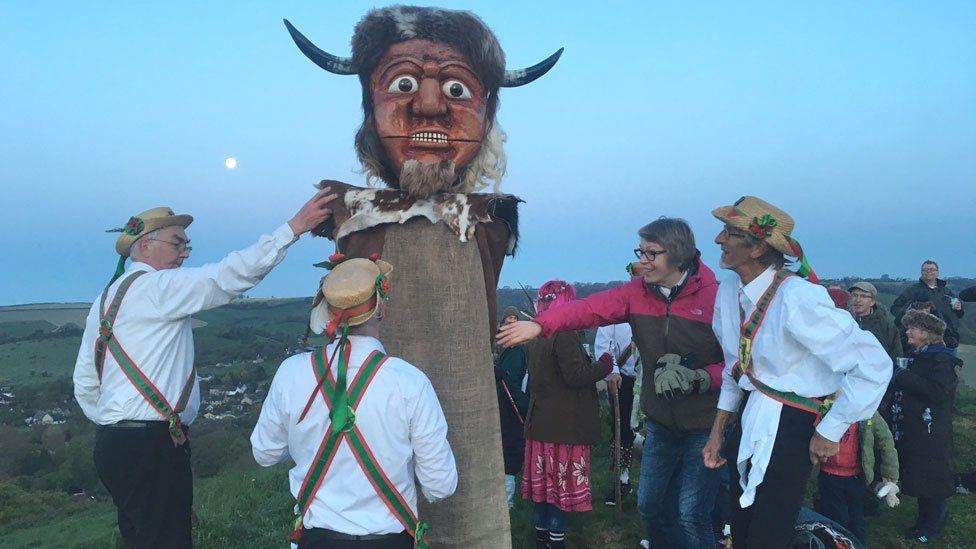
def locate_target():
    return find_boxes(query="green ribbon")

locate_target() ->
[110,255,127,284]
[328,324,354,434]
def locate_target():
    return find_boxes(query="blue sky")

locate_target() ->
[2,1,974,305]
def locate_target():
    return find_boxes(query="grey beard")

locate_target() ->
[398,159,457,199]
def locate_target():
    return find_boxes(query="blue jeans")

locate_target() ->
[532,502,567,533]
[637,419,720,549]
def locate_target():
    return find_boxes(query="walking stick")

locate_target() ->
[606,337,623,510]
[612,389,622,510]
[499,379,524,424]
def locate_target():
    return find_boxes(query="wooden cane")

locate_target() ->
[612,388,622,510]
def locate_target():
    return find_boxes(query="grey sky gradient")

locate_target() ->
[2,1,974,305]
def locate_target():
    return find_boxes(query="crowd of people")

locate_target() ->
[494,197,971,548]
[71,189,972,549]
[63,5,972,549]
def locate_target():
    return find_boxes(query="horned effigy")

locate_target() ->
[284,6,562,547]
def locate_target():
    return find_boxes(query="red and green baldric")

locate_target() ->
[289,346,429,548]
[95,271,195,445]
[732,269,836,418]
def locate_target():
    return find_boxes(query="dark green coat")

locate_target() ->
[856,304,903,363]
[524,331,610,445]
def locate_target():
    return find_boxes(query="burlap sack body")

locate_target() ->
[379,219,511,548]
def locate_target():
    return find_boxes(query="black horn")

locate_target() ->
[502,47,564,88]
[283,19,356,76]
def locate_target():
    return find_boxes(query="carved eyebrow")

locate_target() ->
[377,58,424,83]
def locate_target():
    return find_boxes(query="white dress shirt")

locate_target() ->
[595,323,640,377]
[714,266,890,507]
[73,224,298,425]
[250,336,458,536]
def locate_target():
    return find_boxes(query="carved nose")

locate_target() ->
[412,78,447,117]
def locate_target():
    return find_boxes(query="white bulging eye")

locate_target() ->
[442,80,471,99]
[389,75,418,93]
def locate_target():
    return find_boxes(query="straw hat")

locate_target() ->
[310,256,393,336]
[110,207,194,257]
[712,196,818,282]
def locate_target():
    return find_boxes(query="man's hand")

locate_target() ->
[288,187,339,236]
[703,409,733,469]
[605,372,621,396]
[952,299,963,311]
[702,432,726,469]
[496,320,542,348]
[809,431,840,465]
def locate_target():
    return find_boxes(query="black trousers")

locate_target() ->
[726,401,817,549]
[298,528,413,549]
[94,422,193,549]
[608,374,636,471]
[916,496,949,536]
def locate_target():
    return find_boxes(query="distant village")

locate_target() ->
[0,350,322,428]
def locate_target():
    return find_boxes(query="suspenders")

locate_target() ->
[94,271,196,445]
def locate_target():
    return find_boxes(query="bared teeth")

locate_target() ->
[410,131,449,143]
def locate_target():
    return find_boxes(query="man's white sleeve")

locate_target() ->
[409,380,458,502]
[714,291,744,413]
[786,283,892,442]
[73,300,102,421]
[250,364,291,466]
[149,224,298,319]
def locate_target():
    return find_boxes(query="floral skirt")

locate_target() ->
[521,438,592,512]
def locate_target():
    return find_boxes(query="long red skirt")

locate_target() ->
[521,438,592,512]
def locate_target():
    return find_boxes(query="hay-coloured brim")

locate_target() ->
[115,215,194,256]
[712,205,795,258]
[309,259,393,335]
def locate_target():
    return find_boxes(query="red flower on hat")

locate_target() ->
[124,216,145,236]
[368,253,381,262]
[329,253,346,263]
[749,215,777,239]
[376,274,390,298]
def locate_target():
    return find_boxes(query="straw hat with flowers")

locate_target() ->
[712,196,819,283]
[309,254,393,338]
[105,207,193,282]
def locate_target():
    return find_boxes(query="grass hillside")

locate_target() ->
[2,283,976,547]
[4,388,976,548]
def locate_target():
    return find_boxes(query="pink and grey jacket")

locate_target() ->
[533,257,724,431]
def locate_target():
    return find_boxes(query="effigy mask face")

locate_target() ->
[371,39,488,180]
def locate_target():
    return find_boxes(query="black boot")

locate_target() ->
[535,527,549,549]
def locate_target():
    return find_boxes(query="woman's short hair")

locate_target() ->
[901,310,946,341]
[637,217,697,271]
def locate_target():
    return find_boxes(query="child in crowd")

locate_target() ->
[520,281,611,549]
[816,411,899,543]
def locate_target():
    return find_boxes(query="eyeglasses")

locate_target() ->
[921,267,938,273]
[153,238,192,253]
[634,248,667,261]
[720,227,749,239]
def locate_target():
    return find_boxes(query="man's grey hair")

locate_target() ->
[128,229,160,261]
[638,217,697,271]
[730,230,786,270]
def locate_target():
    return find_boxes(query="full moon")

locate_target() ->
[224,157,237,169]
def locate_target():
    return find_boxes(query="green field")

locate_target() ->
[3,292,976,547]
[3,393,976,548]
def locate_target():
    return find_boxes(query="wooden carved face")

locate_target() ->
[370,39,488,176]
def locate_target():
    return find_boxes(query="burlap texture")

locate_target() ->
[379,219,511,548]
